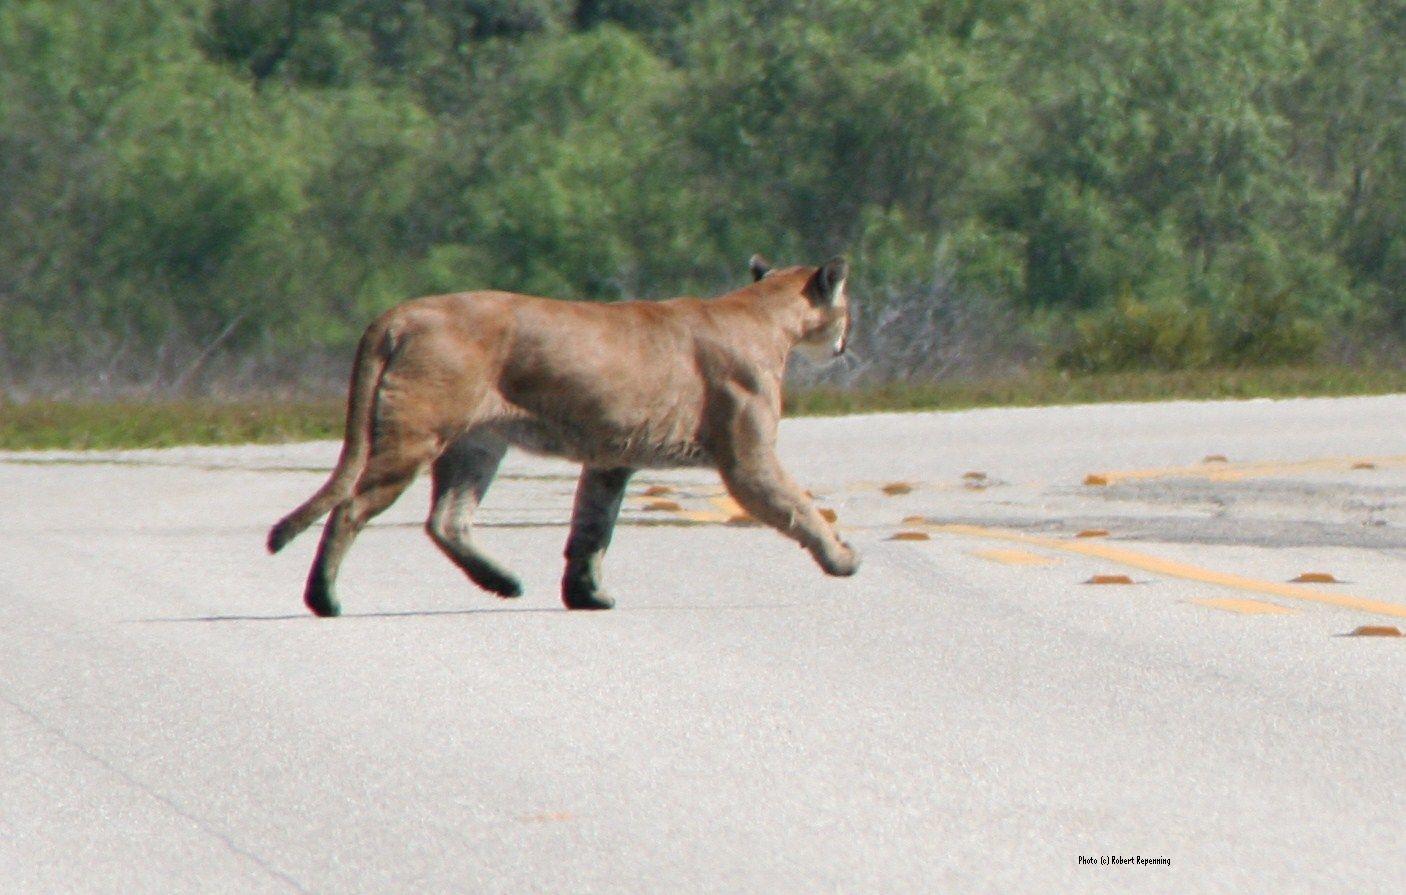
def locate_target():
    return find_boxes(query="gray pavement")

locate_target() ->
[2,394,1404,893]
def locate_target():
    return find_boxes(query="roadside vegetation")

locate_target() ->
[1,2,1403,420]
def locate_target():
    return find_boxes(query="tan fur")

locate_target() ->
[269,258,858,616]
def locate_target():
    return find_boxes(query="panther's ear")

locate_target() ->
[809,256,849,306]
[749,254,772,282]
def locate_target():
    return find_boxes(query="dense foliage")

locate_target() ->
[1,0,1402,392]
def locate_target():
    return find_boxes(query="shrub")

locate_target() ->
[1059,292,1214,372]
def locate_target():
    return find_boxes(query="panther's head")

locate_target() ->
[750,254,852,360]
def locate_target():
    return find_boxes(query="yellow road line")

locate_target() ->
[936,524,1406,620]
[971,548,1059,567]
[1086,455,1406,485]
[709,495,748,518]
[674,510,730,524]
[1191,598,1296,616]
[624,494,757,526]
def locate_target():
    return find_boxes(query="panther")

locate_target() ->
[268,255,858,616]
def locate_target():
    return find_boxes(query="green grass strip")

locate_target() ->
[0,400,345,451]
[783,366,1406,416]
[1,366,1403,451]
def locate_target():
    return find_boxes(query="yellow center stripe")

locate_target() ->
[1085,455,1406,485]
[709,495,749,518]
[936,524,1406,619]
[971,548,1058,566]
[1190,598,1296,616]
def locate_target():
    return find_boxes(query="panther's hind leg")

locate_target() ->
[562,466,635,610]
[304,439,435,617]
[425,431,522,598]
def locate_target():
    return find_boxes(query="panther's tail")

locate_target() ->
[266,319,395,553]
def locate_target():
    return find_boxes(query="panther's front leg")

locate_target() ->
[562,466,635,609]
[711,404,859,577]
[718,453,859,577]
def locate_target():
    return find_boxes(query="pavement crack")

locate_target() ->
[0,691,311,894]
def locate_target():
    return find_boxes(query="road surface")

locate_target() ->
[3,395,1404,893]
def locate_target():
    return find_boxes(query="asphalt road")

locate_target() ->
[3,395,1404,893]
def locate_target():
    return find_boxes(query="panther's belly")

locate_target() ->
[489,417,712,469]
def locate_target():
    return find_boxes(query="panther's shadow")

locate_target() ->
[138,602,797,623]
